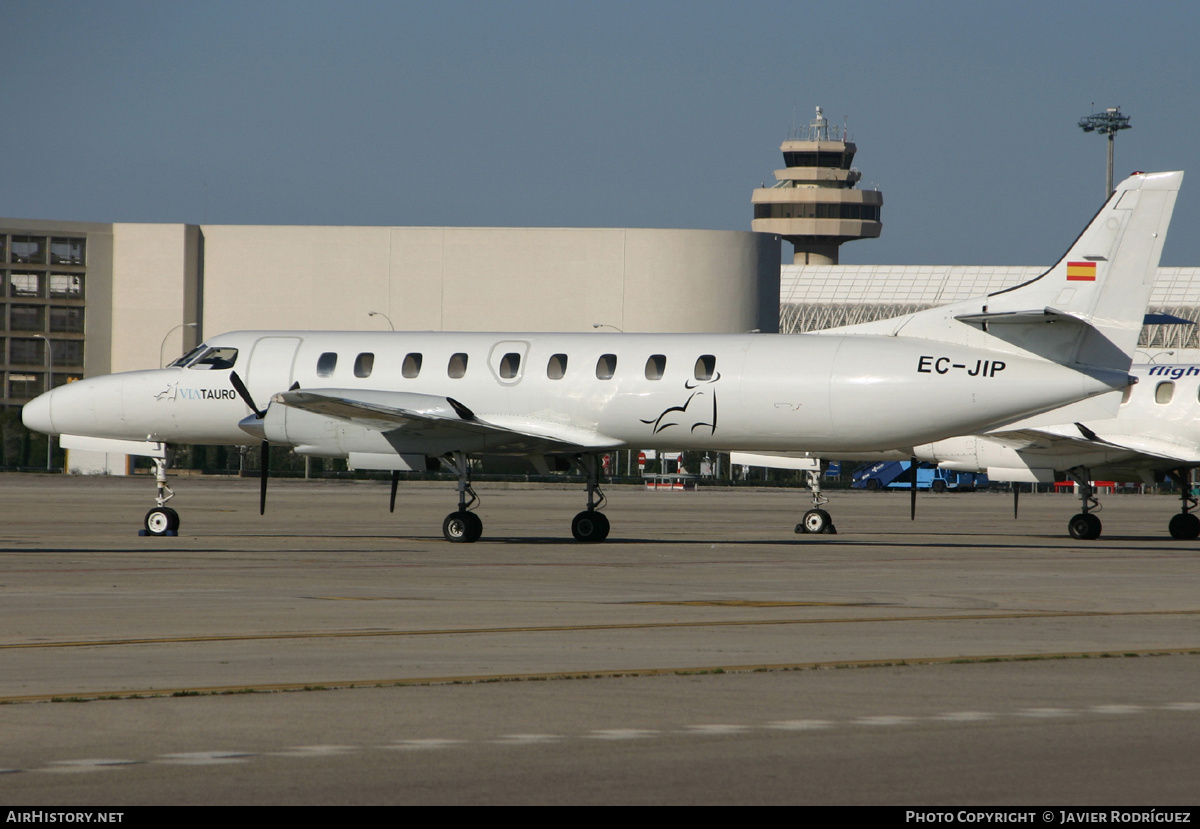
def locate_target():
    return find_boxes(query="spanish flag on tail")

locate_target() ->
[1066,261,1097,281]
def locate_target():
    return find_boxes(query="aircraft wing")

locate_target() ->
[1023,423,1200,465]
[272,388,620,454]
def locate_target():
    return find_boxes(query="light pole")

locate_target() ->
[159,322,198,368]
[368,311,395,331]
[1078,106,1132,198]
[34,334,53,470]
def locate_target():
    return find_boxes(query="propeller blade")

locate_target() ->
[1013,483,1020,520]
[230,371,265,418]
[259,440,269,515]
[390,470,399,513]
[910,457,918,521]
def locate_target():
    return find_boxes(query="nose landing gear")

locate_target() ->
[795,468,836,535]
[140,452,180,536]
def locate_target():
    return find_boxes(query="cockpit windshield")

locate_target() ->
[168,344,207,368]
[169,345,239,370]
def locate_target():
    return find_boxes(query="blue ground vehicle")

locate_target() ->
[851,461,987,493]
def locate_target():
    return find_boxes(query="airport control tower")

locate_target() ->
[752,107,883,264]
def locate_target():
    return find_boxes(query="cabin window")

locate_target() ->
[547,353,568,380]
[354,352,374,378]
[1155,381,1175,404]
[317,352,337,377]
[403,353,422,378]
[695,354,716,381]
[596,354,617,380]
[499,352,521,379]
[645,354,666,380]
[448,352,468,378]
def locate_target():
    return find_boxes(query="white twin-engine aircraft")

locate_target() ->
[22,171,1182,542]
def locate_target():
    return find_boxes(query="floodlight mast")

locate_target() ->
[1077,106,1132,198]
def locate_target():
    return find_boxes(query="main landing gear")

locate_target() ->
[435,452,612,543]
[795,469,836,535]
[141,454,180,537]
[1063,467,1200,541]
[1167,469,1200,540]
[570,454,610,542]
[441,451,483,543]
[1065,466,1102,540]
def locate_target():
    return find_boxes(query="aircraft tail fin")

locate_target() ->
[828,171,1183,373]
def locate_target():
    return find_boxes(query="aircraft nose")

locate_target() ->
[21,375,113,438]
[22,390,55,435]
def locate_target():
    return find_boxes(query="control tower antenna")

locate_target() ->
[1078,105,1132,198]
[751,106,883,265]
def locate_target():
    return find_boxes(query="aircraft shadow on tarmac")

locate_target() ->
[109,531,1199,551]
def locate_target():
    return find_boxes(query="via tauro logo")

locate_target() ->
[156,382,237,402]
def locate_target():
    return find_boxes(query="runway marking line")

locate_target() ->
[13,696,1200,777]
[3,647,1200,704]
[3,608,1199,651]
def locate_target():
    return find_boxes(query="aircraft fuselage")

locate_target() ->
[25,330,1128,459]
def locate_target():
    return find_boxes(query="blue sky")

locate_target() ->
[3,0,1198,265]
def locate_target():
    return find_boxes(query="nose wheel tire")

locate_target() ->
[1168,512,1200,540]
[443,511,483,543]
[144,507,180,536]
[797,508,835,534]
[1068,513,1102,540]
[571,510,610,542]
